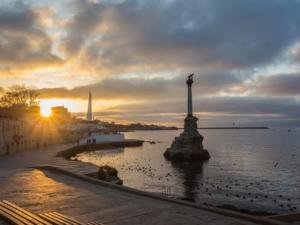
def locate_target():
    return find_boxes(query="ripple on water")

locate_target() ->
[75,129,300,214]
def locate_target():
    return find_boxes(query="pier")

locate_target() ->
[57,139,144,159]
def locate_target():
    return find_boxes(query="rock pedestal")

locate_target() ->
[164,115,210,161]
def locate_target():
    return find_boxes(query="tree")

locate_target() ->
[0,85,40,119]
[0,85,39,107]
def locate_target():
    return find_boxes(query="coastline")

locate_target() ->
[198,127,269,129]
[73,129,300,216]
[0,143,287,225]
[57,139,144,159]
[1,129,299,221]
[177,127,269,130]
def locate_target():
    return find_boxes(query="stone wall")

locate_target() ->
[0,119,77,156]
[0,119,33,155]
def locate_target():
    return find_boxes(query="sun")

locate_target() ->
[40,106,52,117]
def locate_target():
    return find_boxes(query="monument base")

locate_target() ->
[164,115,210,161]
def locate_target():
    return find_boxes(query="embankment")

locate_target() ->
[57,139,144,159]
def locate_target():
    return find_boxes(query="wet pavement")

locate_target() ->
[0,143,99,174]
[0,168,270,225]
[0,144,283,224]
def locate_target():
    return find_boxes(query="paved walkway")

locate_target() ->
[0,168,269,225]
[0,143,99,174]
[0,145,283,225]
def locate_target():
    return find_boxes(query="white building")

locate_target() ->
[79,132,124,145]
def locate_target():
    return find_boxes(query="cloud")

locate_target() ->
[84,95,300,126]
[37,72,243,100]
[62,0,300,74]
[1,0,300,127]
[254,73,300,96]
[0,1,62,75]
[103,96,300,117]
[0,86,4,95]
[103,96,300,123]
[61,0,104,56]
[36,74,300,126]
[288,42,300,63]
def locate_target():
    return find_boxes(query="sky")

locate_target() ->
[1,0,300,127]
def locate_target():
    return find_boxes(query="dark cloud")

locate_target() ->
[0,3,35,31]
[1,0,300,127]
[38,72,243,100]
[64,0,300,72]
[80,95,300,126]
[104,96,299,117]
[255,73,300,96]
[97,96,300,124]
[0,1,62,74]
[62,0,103,55]
[37,74,300,126]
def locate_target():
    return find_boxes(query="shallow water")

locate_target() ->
[75,128,300,214]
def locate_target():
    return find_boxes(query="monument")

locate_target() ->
[86,91,93,121]
[164,74,210,161]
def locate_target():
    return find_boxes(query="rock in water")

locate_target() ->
[97,165,123,185]
[164,115,210,161]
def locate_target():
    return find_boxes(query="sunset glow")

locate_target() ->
[40,106,52,117]
[0,0,300,126]
[39,99,82,113]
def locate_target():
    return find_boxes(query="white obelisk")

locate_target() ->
[87,91,93,121]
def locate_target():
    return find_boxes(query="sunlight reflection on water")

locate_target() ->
[75,129,300,214]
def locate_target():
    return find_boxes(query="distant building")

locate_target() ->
[87,91,93,121]
[27,105,41,118]
[64,121,104,132]
[51,106,71,120]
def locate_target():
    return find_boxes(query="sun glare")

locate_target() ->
[40,106,52,117]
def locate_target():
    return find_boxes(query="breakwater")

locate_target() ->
[177,127,269,130]
[57,139,144,159]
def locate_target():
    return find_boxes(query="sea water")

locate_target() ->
[75,128,300,214]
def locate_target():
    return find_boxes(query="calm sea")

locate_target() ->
[75,128,300,214]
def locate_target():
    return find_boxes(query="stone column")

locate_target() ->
[164,73,210,161]
[186,74,193,116]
